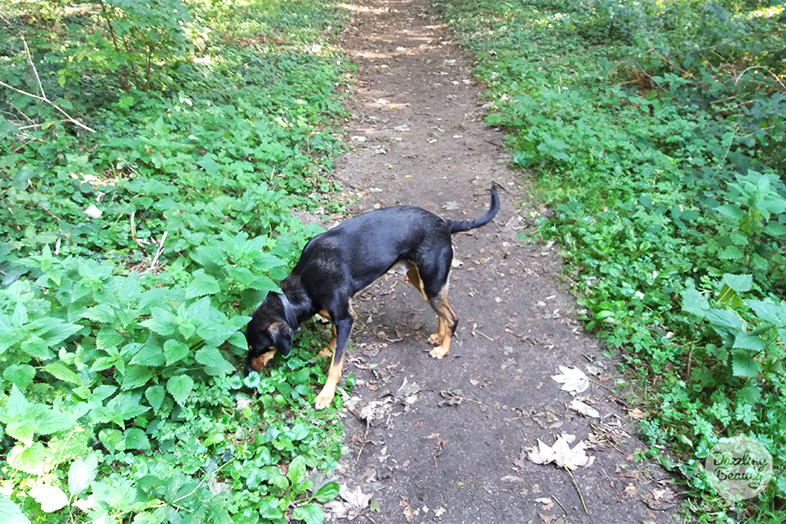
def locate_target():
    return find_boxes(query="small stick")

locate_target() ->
[148,231,168,271]
[564,465,589,514]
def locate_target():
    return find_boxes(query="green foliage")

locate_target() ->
[435,0,786,519]
[0,0,350,521]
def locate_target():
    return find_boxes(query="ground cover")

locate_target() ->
[433,0,786,520]
[0,1,352,522]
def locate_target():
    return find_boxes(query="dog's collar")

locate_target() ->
[277,293,300,332]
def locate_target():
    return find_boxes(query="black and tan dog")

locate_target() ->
[245,186,499,409]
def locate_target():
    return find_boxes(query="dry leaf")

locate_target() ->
[84,204,102,219]
[568,398,600,418]
[627,408,646,420]
[535,497,554,510]
[340,485,372,509]
[551,366,589,395]
[527,434,595,470]
[400,496,414,522]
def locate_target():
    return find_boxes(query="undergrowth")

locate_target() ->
[0,0,352,522]
[433,0,786,520]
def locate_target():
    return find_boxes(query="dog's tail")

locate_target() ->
[447,186,500,234]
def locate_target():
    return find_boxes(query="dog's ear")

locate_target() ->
[269,322,294,356]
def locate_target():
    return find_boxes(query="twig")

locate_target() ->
[22,37,46,100]
[0,80,96,133]
[564,465,589,514]
[0,35,96,133]
[356,418,371,461]
[35,203,62,222]
[735,66,786,91]
[148,231,168,271]
[645,40,688,76]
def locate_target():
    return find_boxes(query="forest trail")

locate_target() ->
[325,0,679,521]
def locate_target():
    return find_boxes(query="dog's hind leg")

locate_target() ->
[416,249,458,358]
[428,285,457,359]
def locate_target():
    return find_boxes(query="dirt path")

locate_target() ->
[324,0,679,522]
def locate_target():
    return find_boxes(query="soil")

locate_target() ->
[320,0,681,522]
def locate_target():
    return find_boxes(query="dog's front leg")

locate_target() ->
[314,315,353,410]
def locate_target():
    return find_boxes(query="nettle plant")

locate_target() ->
[0,239,343,522]
[713,171,786,286]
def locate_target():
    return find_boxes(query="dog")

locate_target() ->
[245,186,499,409]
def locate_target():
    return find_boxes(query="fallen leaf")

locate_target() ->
[535,497,554,510]
[527,434,595,470]
[500,475,525,483]
[568,398,600,418]
[624,483,638,496]
[628,408,646,419]
[84,204,102,219]
[551,365,589,395]
[340,485,372,509]
[400,496,414,522]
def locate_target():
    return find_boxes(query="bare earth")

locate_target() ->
[320,0,681,522]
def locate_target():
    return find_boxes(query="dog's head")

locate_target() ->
[244,293,298,373]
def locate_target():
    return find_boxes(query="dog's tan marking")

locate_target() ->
[404,262,429,302]
[249,348,277,371]
[314,305,356,410]
[315,354,345,410]
[429,287,457,359]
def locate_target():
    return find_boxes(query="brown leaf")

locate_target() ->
[627,408,646,420]
[399,497,414,522]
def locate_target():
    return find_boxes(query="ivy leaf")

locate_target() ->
[68,454,98,496]
[167,375,194,407]
[198,153,221,176]
[29,484,68,513]
[731,350,761,377]
[0,494,30,524]
[292,503,325,524]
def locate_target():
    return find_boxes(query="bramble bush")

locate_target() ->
[1,0,351,522]
[434,0,785,520]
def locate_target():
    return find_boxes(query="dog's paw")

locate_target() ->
[314,391,335,410]
[429,346,449,359]
[428,332,443,345]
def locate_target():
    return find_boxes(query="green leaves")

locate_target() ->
[68,454,99,496]
[167,375,194,407]
[0,0,349,521]
[0,385,76,445]
[0,495,29,524]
